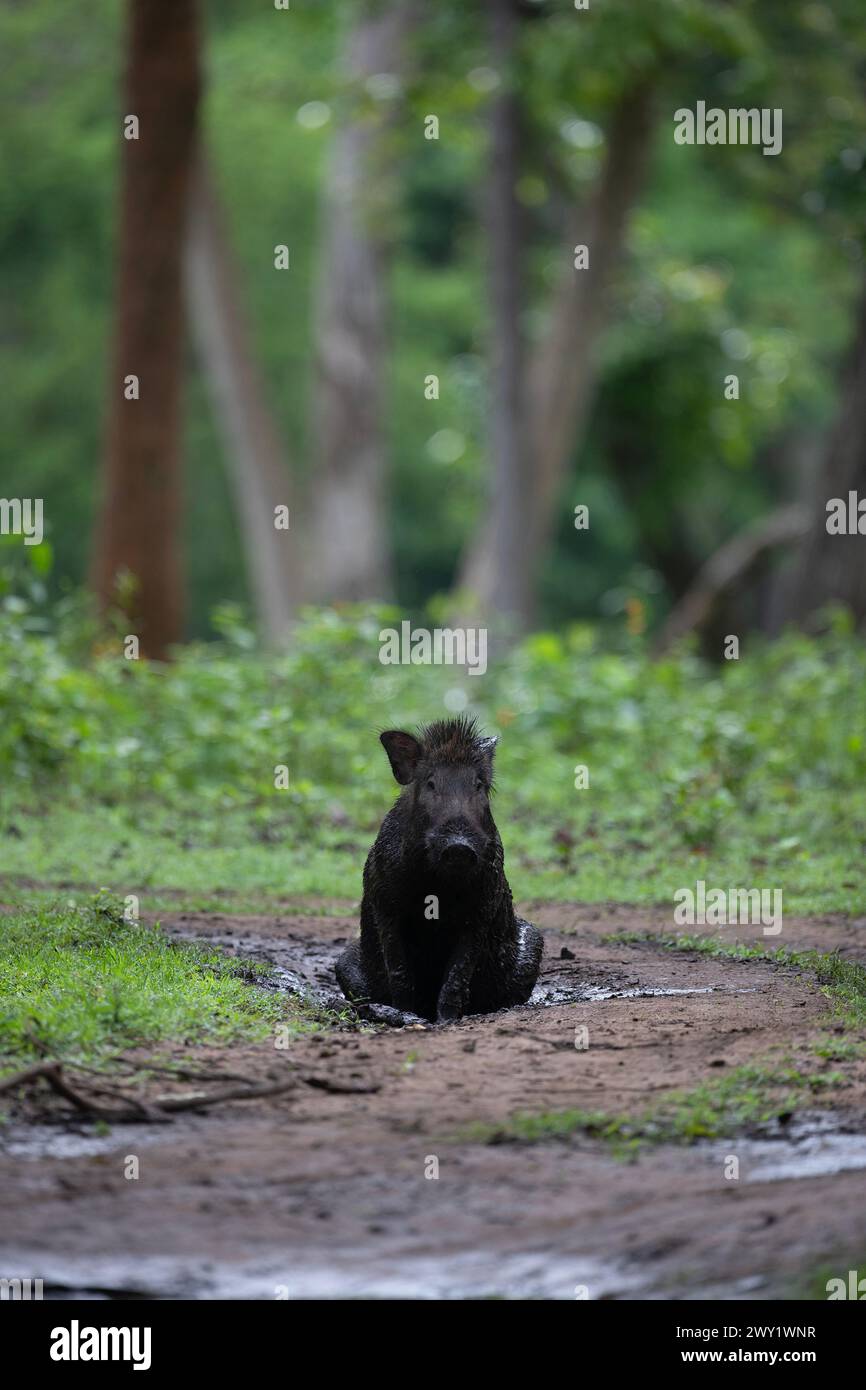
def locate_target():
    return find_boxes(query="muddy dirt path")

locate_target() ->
[2,904,865,1299]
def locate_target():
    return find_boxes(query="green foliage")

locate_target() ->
[0,604,863,913]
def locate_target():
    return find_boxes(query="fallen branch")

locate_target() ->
[493,1029,573,1049]
[0,1059,378,1122]
[134,1062,261,1085]
[150,1078,299,1112]
[653,504,809,656]
[0,1062,167,1123]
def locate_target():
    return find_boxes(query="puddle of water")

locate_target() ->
[680,1274,770,1301]
[201,939,344,1012]
[579,984,715,1001]
[703,1112,866,1183]
[0,1120,206,1161]
[531,982,758,1006]
[0,1246,647,1301]
[265,965,322,996]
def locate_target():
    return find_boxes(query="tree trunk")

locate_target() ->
[457,78,656,629]
[526,80,655,561]
[308,1,416,603]
[458,0,528,631]
[784,283,866,628]
[185,149,301,644]
[91,0,201,659]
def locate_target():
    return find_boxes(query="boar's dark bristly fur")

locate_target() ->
[336,716,543,1022]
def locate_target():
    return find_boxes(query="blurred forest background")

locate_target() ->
[0,0,864,917]
[1,0,864,649]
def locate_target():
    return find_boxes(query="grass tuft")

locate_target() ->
[0,891,320,1075]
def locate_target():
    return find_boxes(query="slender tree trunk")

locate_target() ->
[185,150,301,643]
[784,283,866,627]
[91,0,201,659]
[459,0,528,631]
[457,78,656,628]
[308,1,415,602]
[526,80,655,561]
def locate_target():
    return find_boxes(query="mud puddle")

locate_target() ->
[166,917,761,1019]
[261,955,759,1016]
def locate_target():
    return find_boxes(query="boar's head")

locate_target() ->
[380,716,498,881]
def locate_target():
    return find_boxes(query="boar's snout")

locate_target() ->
[438,836,478,871]
[426,821,485,878]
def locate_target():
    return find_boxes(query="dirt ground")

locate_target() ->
[2,902,866,1299]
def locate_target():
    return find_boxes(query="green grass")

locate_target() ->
[0,787,862,915]
[0,893,321,1075]
[468,1060,845,1157]
[1,607,865,915]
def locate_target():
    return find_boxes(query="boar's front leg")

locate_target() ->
[374,912,417,1012]
[436,930,482,1022]
[335,939,370,1003]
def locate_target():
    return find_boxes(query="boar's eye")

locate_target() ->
[426,778,436,791]
[476,778,485,792]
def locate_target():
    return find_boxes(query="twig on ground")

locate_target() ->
[0,1062,168,1122]
[302,1073,381,1095]
[0,1062,62,1094]
[0,1058,378,1120]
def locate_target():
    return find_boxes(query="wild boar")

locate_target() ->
[336,716,543,1022]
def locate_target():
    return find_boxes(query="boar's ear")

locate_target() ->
[380,730,423,785]
[476,735,498,778]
